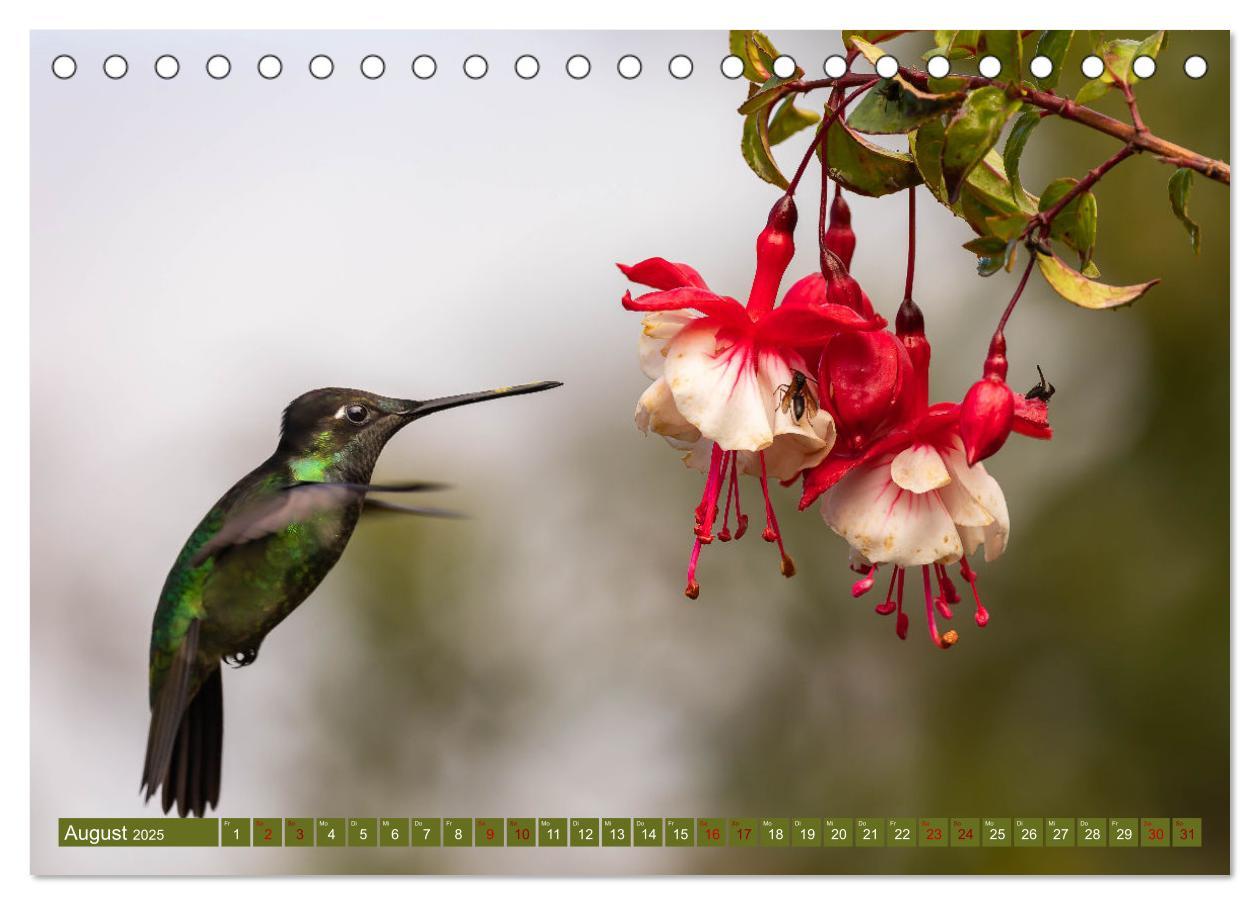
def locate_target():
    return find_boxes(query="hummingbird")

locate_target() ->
[141,381,561,816]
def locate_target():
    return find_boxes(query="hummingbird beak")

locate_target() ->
[400,380,563,420]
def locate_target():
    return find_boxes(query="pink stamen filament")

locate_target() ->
[875,566,899,615]
[959,555,990,627]
[718,452,737,542]
[922,566,957,649]
[684,442,728,599]
[895,568,908,639]
[933,564,954,619]
[757,451,795,577]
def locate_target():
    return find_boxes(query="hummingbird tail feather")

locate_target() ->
[141,621,224,816]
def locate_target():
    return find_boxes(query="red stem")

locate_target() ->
[785,79,877,196]
[903,186,916,303]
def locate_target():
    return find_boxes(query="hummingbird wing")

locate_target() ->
[363,498,467,519]
[188,481,453,566]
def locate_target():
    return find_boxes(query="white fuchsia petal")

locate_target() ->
[664,322,775,453]
[634,376,702,444]
[820,457,963,566]
[890,443,951,493]
[638,311,695,379]
[940,438,1010,560]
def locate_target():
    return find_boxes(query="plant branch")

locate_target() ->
[895,69,1229,185]
[787,63,1227,184]
[996,252,1038,338]
[1020,142,1138,242]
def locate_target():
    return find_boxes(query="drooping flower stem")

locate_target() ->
[903,186,917,305]
[994,251,1039,340]
[785,79,877,196]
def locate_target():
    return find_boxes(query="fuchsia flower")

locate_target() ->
[621,195,885,598]
[801,298,1053,649]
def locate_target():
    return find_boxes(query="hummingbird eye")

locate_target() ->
[344,404,369,424]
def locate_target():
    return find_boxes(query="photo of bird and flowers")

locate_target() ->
[31,28,1229,875]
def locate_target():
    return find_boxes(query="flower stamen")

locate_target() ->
[923,565,958,649]
[852,563,878,597]
[757,451,795,577]
[895,568,908,639]
[875,566,899,615]
[959,555,990,627]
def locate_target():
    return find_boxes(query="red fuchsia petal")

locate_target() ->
[756,303,885,347]
[617,258,711,292]
[959,376,1016,466]
[780,273,826,309]
[1013,395,1053,439]
[818,330,913,455]
[621,287,748,322]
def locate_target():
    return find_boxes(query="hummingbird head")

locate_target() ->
[276,382,562,470]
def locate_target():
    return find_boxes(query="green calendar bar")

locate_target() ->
[634,818,663,847]
[729,817,758,847]
[411,818,440,846]
[57,815,1205,848]
[539,818,567,847]
[58,818,219,847]
[316,817,345,846]
[1173,817,1202,847]
[221,818,250,847]
[253,818,281,847]
[476,818,504,847]
[698,817,726,847]
[284,818,313,847]
[824,817,854,847]
[380,818,408,846]
[507,818,536,847]
[601,818,631,847]
[443,818,472,847]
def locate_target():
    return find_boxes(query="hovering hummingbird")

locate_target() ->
[141,381,561,816]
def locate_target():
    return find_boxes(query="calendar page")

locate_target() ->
[28,26,1230,877]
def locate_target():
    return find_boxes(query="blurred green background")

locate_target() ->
[31,30,1228,875]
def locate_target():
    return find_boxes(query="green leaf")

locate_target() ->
[1036,251,1157,309]
[844,30,909,51]
[946,31,981,60]
[924,31,956,60]
[729,30,780,83]
[1075,31,1167,103]
[741,109,788,189]
[964,237,1016,277]
[980,31,1022,81]
[847,77,964,134]
[909,118,946,200]
[821,118,922,197]
[768,98,820,145]
[1168,167,1201,254]
[1039,177,1098,266]
[1032,31,1073,90]
[1002,108,1041,205]
[737,75,794,116]
[847,35,886,67]
[941,86,1020,204]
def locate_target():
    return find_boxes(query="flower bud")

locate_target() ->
[747,195,797,317]
[819,329,912,452]
[895,297,930,418]
[959,334,1016,466]
[819,248,862,310]
[825,190,856,271]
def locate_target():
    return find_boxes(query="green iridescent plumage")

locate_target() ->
[141,381,561,816]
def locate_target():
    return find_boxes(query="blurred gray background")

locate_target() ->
[30,30,1229,874]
